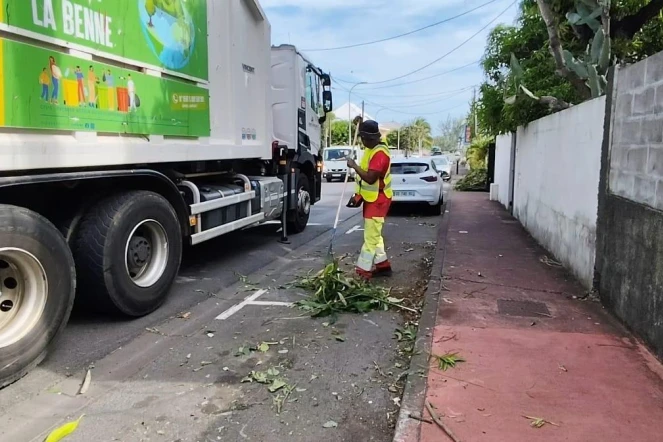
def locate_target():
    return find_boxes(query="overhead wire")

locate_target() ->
[355,0,516,85]
[331,81,473,116]
[301,0,502,52]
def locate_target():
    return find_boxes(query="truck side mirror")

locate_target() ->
[322,90,332,114]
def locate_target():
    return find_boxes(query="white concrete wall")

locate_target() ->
[513,96,605,288]
[494,133,513,209]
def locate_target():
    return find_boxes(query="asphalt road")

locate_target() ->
[0,182,359,410]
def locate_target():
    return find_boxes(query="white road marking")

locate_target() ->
[215,289,267,320]
[247,301,294,307]
[345,225,364,234]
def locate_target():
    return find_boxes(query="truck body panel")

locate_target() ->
[0,0,274,172]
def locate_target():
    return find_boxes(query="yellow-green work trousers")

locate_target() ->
[356,217,388,272]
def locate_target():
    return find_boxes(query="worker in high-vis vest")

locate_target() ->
[345,120,393,279]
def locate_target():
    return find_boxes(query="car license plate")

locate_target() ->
[395,191,415,197]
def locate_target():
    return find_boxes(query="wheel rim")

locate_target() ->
[298,187,311,217]
[124,220,169,288]
[0,248,48,349]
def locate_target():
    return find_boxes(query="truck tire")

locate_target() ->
[287,172,311,234]
[72,191,182,317]
[0,205,76,388]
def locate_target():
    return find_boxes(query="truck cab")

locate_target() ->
[271,45,332,203]
[322,146,363,182]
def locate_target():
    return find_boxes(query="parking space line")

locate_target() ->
[247,301,294,307]
[345,225,364,234]
[215,289,267,320]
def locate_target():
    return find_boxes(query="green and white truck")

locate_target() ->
[0,0,332,386]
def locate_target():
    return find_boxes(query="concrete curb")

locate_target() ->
[392,196,453,442]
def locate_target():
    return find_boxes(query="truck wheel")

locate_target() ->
[0,205,76,388]
[72,191,182,317]
[287,172,311,234]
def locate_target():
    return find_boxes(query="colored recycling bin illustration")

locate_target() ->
[140,0,195,71]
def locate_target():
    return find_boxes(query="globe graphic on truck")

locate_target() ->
[138,0,195,71]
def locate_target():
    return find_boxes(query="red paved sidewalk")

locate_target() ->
[419,192,663,442]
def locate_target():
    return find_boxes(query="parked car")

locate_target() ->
[431,155,453,181]
[390,157,444,215]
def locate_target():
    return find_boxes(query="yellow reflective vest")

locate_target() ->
[356,144,393,202]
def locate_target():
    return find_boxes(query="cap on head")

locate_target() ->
[358,120,381,137]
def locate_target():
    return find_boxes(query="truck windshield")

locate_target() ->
[324,149,352,161]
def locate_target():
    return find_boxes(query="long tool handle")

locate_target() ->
[332,120,362,230]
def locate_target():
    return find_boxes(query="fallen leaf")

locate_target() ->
[322,420,338,428]
[178,312,191,319]
[335,336,346,342]
[258,342,270,352]
[44,415,84,442]
[269,379,287,393]
[78,370,91,395]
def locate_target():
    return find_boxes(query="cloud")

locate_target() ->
[264,0,518,133]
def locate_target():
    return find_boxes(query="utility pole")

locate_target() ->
[361,101,365,120]
[473,87,478,136]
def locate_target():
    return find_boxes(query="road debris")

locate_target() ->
[426,402,461,442]
[523,415,560,428]
[177,311,191,319]
[434,352,466,371]
[294,260,417,317]
[322,420,338,428]
[408,412,433,424]
[77,370,91,395]
[44,415,84,442]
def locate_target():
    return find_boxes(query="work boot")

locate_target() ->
[373,261,393,277]
[355,268,373,280]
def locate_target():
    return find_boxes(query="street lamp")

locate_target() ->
[348,82,367,146]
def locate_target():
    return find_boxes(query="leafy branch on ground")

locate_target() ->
[234,341,279,356]
[454,169,487,191]
[433,352,466,371]
[241,367,298,414]
[294,260,411,317]
[395,322,420,357]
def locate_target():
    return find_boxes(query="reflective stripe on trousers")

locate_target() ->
[356,217,388,271]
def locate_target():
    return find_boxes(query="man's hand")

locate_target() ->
[346,158,357,169]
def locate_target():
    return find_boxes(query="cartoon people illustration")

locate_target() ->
[75,66,85,105]
[39,68,50,101]
[88,66,97,107]
[105,69,114,87]
[127,74,136,111]
[49,56,62,104]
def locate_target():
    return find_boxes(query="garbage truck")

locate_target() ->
[0,0,333,386]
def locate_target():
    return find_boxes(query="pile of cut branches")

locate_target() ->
[295,260,409,317]
[454,168,487,191]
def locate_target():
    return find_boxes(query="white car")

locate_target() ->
[390,157,444,215]
[431,155,452,181]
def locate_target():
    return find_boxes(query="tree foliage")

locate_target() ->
[384,117,434,153]
[477,0,663,136]
[435,116,465,151]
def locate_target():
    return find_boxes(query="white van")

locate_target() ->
[322,146,363,182]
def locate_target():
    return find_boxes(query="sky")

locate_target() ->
[262,0,519,135]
